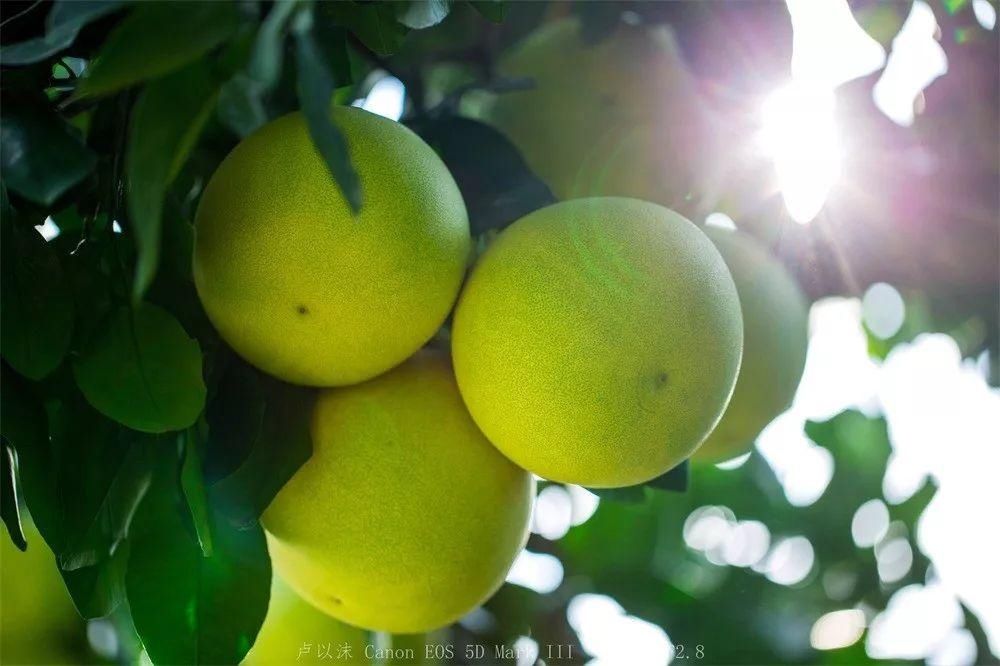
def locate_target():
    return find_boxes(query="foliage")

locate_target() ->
[0,1,997,665]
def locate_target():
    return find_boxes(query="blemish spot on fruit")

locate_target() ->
[655,371,669,388]
[329,595,343,606]
[296,305,309,315]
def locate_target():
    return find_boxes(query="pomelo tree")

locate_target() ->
[1,1,997,665]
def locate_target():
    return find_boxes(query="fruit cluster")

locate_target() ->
[193,20,808,636]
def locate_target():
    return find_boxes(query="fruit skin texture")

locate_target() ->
[194,107,470,387]
[452,198,743,488]
[694,228,809,462]
[243,574,369,665]
[262,351,534,633]
[481,18,715,209]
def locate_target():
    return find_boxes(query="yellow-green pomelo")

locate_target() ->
[243,574,369,665]
[262,351,534,633]
[194,107,470,387]
[481,18,715,209]
[694,227,809,463]
[452,198,743,488]
[1,518,88,665]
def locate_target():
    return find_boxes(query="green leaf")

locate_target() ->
[409,116,554,234]
[644,460,690,493]
[0,221,74,380]
[127,61,219,301]
[57,435,153,570]
[72,304,206,434]
[0,0,128,66]
[1,442,27,551]
[203,357,266,483]
[293,9,362,214]
[127,482,271,665]
[0,366,57,544]
[0,100,97,206]
[217,74,269,138]
[247,0,299,89]
[321,1,409,56]
[210,379,314,528]
[180,427,214,557]
[587,485,647,504]
[78,1,240,97]
[217,0,298,137]
[4,370,153,590]
[468,0,505,23]
[396,0,452,29]
[61,540,129,618]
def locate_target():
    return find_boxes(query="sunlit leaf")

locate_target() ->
[72,304,206,434]
[78,1,239,97]
[127,480,270,665]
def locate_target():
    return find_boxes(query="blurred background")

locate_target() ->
[3,0,998,664]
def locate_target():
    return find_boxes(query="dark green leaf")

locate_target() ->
[247,0,299,89]
[587,485,647,504]
[78,1,240,97]
[396,0,452,29]
[204,357,266,483]
[210,379,314,528]
[0,101,96,206]
[127,483,270,665]
[217,73,269,138]
[0,366,57,544]
[127,61,219,301]
[57,436,153,570]
[4,369,152,587]
[217,0,298,137]
[61,540,129,618]
[410,115,554,234]
[180,426,214,557]
[294,9,362,214]
[0,221,74,380]
[1,442,27,551]
[321,1,409,56]
[72,303,206,433]
[468,0,505,23]
[644,460,689,493]
[0,0,128,66]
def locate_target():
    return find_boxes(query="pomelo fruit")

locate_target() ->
[694,227,809,462]
[262,351,534,633]
[451,197,743,488]
[481,18,717,210]
[1,518,87,664]
[243,574,368,665]
[194,107,470,387]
